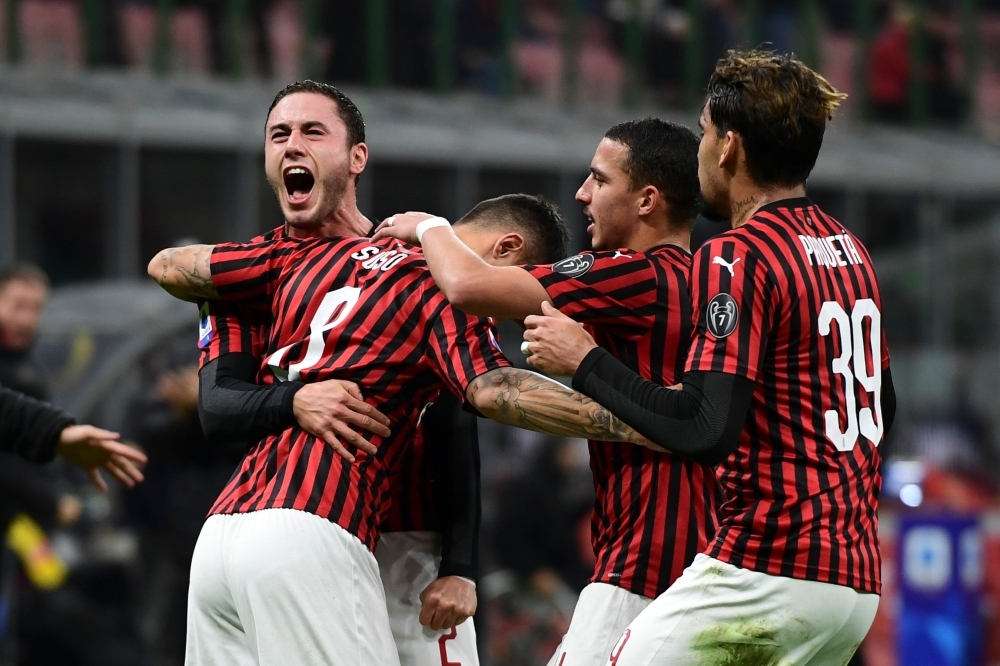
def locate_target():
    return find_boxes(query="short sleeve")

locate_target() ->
[197,299,271,368]
[425,296,512,405]
[523,250,659,337]
[209,238,302,304]
[685,237,772,382]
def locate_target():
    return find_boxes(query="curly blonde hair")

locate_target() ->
[706,50,847,188]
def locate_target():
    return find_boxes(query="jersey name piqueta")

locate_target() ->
[526,245,718,599]
[687,198,888,594]
[205,236,510,550]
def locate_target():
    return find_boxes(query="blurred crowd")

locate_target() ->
[3,0,1000,126]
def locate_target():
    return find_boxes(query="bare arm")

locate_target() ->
[465,367,651,446]
[419,226,551,319]
[147,244,218,302]
[373,215,551,319]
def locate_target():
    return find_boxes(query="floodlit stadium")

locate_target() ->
[2,2,1000,665]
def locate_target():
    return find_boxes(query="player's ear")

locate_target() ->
[637,185,658,217]
[494,233,525,263]
[719,131,738,172]
[349,142,368,177]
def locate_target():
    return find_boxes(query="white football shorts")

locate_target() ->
[185,508,399,666]
[607,553,879,666]
[546,582,652,666]
[377,531,479,666]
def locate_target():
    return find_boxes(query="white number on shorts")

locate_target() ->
[266,286,362,382]
[817,299,883,451]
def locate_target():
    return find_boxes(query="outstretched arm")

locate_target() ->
[373,213,551,319]
[147,244,218,302]
[465,367,651,446]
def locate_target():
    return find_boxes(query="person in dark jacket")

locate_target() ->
[0,385,147,488]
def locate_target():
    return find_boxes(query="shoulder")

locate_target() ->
[537,248,656,278]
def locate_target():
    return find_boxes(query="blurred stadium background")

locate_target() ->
[1,0,1000,665]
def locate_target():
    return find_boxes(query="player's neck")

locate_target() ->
[729,181,807,228]
[286,200,373,240]
[626,220,690,253]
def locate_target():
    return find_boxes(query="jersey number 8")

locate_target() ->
[818,299,883,452]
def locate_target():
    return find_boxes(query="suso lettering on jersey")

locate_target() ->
[552,254,595,278]
[706,293,738,339]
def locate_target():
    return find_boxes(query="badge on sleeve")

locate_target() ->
[552,254,595,278]
[706,293,738,338]
[198,301,214,349]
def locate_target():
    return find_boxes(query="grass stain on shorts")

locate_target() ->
[691,620,782,666]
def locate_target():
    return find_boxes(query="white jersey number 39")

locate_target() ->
[818,299,883,451]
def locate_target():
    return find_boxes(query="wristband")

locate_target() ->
[456,576,477,589]
[416,217,451,244]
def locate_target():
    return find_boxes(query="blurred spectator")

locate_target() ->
[515,0,625,104]
[870,2,914,122]
[0,265,90,665]
[121,338,244,662]
[486,436,592,666]
[0,265,50,401]
[19,0,83,68]
[118,0,271,77]
[924,1,967,124]
[762,0,797,55]
[870,1,968,124]
[493,437,592,595]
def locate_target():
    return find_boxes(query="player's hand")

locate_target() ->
[56,425,148,492]
[371,211,437,246]
[522,301,598,376]
[292,379,392,463]
[419,576,477,631]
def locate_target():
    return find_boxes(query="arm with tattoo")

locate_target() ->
[147,244,218,302]
[465,367,651,445]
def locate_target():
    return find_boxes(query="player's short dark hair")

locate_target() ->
[267,80,366,147]
[706,49,846,188]
[457,194,570,265]
[0,263,49,293]
[604,118,700,225]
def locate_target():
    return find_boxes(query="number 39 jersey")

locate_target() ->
[687,198,889,594]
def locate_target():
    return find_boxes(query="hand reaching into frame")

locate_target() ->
[56,425,147,491]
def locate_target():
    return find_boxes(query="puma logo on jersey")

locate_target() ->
[612,250,632,260]
[713,256,741,277]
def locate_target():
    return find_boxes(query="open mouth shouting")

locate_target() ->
[283,165,316,206]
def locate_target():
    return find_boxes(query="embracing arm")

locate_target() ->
[147,244,218,302]
[199,353,390,462]
[573,348,897,464]
[418,226,551,319]
[465,367,650,445]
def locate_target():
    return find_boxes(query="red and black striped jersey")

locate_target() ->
[205,236,510,550]
[196,226,443,534]
[687,198,888,594]
[197,226,284,370]
[525,245,718,599]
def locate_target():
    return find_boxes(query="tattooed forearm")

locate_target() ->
[467,367,652,445]
[147,245,218,302]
